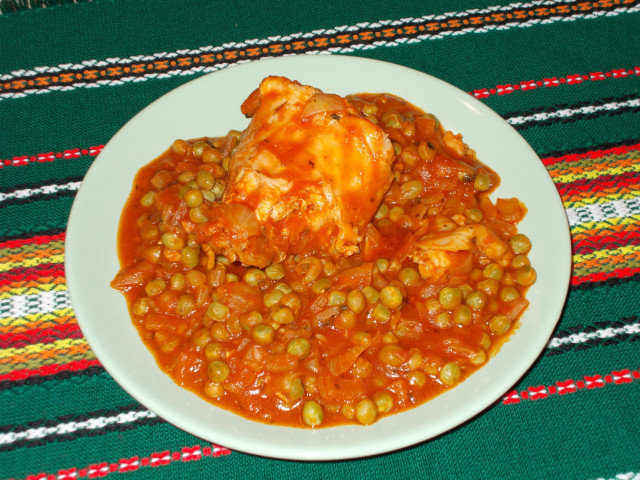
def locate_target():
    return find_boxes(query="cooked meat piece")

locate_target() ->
[409,224,508,280]
[198,76,395,267]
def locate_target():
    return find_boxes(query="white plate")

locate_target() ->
[66,54,571,461]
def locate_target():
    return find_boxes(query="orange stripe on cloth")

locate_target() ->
[548,153,639,179]
[572,248,640,277]
[0,277,66,297]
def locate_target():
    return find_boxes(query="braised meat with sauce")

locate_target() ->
[197,76,395,268]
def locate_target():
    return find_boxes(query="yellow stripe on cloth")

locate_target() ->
[0,252,64,272]
[0,275,66,294]
[0,348,97,375]
[0,308,76,333]
[572,244,640,265]
[550,157,640,184]
[563,189,640,209]
[0,281,67,300]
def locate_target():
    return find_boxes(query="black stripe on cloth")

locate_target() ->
[546,315,640,356]
[0,403,165,452]
[0,365,105,392]
[571,272,640,291]
[0,0,92,14]
[505,94,640,130]
[0,227,65,244]
[538,138,640,160]
[0,175,84,209]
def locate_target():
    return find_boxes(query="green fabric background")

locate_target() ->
[1,0,639,478]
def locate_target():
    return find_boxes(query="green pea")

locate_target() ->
[287,337,311,359]
[243,268,266,287]
[347,290,366,313]
[355,399,378,425]
[489,315,511,335]
[252,324,275,345]
[439,287,462,309]
[473,173,491,191]
[161,232,184,251]
[499,286,520,303]
[328,290,347,306]
[204,342,224,360]
[516,266,537,286]
[399,267,420,286]
[371,303,391,322]
[302,401,324,427]
[438,362,462,385]
[180,246,199,268]
[196,170,215,190]
[509,234,531,254]
[434,311,452,329]
[373,391,393,413]
[188,207,208,224]
[145,279,166,297]
[263,289,283,308]
[380,286,403,309]
[453,305,472,326]
[265,263,285,280]
[270,306,295,324]
[375,258,389,273]
[140,191,155,207]
[311,279,330,294]
[465,291,487,310]
[400,180,424,201]
[362,286,380,304]
[375,204,389,220]
[285,376,305,402]
[482,263,504,281]
[183,188,203,208]
[207,301,229,322]
[207,360,230,383]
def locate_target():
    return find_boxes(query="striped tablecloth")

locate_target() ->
[1,0,639,478]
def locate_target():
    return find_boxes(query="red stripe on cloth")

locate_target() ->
[0,323,84,349]
[0,264,66,286]
[15,444,231,480]
[573,230,640,256]
[0,232,66,249]
[0,145,103,170]
[554,170,640,192]
[502,368,639,405]
[0,359,101,382]
[471,66,640,101]
[571,267,640,286]
[540,142,640,167]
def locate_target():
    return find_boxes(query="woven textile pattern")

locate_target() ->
[1,0,639,478]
